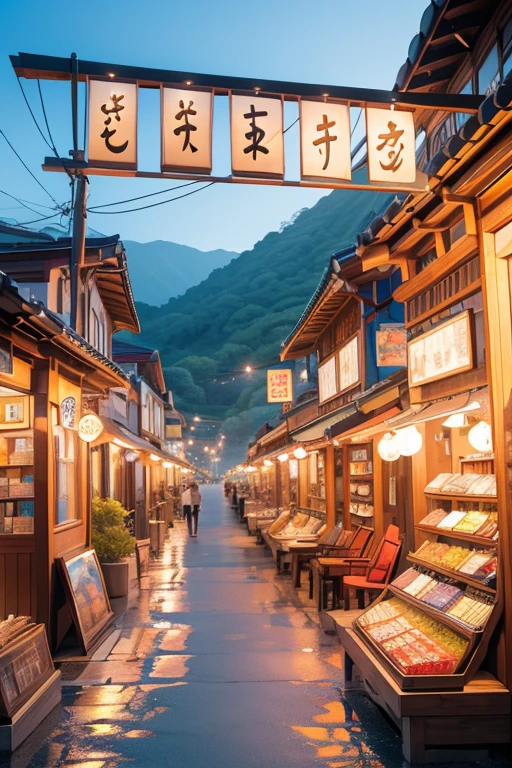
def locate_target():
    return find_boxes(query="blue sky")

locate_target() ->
[1,0,427,253]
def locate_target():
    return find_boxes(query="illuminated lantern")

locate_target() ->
[468,421,493,453]
[277,453,289,463]
[377,432,400,462]
[393,425,422,456]
[293,447,307,460]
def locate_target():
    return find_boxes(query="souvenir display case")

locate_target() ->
[348,442,374,529]
[352,470,500,692]
[0,390,34,535]
[0,616,61,753]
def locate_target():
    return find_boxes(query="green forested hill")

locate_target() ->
[122,169,394,461]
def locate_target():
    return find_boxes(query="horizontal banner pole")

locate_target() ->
[42,157,430,194]
[12,52,483,113]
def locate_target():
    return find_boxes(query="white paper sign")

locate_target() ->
[318,356,337,403]
[88,79,137,169]
[161,87,213,173]
[230,95,284,178]
[339,336,359,392]
[366,107,416,184]
[300,100,351,181]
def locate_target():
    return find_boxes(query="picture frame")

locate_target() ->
[338,334,360,394]
[135,538,150,590]
[408,310,474,387]
[376,325,407,367]
[0,624,54,718]
[57,549,114,655]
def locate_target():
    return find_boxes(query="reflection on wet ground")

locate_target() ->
[1,486,510,768]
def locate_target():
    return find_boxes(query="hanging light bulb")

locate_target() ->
[377,432,400,462]
[293,447,307,460]
[394,425,423,456]
[277,452,289,462]
[468,421,493,453]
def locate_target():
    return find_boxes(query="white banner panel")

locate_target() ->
[161,87,213,174]
[88,79,137,169]
[300,100,351,181]
[366,107,416,184]
[230,94,284,178]
[318,356,337,403]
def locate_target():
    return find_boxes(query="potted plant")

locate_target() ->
[92,497,135,598]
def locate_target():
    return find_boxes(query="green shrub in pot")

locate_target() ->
[92,497,135,562]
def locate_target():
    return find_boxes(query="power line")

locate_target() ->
[14,212,63,227]
[0,189,55,217]
[0,129,64,211]
[88,182,215,215]
[37,80,75,183]
[88,180,201,210]
[15,76,54,152]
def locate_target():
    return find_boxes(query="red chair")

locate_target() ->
[341,524,401,610]
[310,525,375,610]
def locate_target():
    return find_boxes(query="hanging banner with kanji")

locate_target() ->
[267,369,293,403]
[300,100,351,182]
[161,87,213,174]
[87,79,138,170]
[230,94,284,179]
[366,107,416,184]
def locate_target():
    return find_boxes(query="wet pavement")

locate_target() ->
[2,486,511,768]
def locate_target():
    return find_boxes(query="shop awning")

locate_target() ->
[290,403,358,443]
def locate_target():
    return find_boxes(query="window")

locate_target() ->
[428,116,454,159]
[54,424,79,525]
[477,45,499,94]
[502,17,512,77]
[455,79,473,131]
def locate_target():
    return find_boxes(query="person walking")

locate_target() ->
[181,483,192,528]
[187,482,201,537]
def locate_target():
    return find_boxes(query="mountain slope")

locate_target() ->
[123,240,237,305]
[130,168,394,373]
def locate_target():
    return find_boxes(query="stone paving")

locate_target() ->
[1,486,510,768]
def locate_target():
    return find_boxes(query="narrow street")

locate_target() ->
[1,486,405,768]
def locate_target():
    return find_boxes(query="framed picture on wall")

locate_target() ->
[57,549,114,655]
[408,310,474,387]
[339,335,360,393]
[318,356,337,403]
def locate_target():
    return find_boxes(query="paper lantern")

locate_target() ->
[393,425,422,456]
[277,453,289,463]
[293,447,307,460]
[377,432,400,462]
[468,421,493,453]
[263,459,273,467]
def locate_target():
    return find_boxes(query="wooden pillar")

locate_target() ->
[33,359,51,629]
[342,443,351,531]
[325,444,336,528]
[478,218,512,689]
[299,457,308,509]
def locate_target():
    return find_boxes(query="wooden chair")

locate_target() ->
[341,524,401,610]
[289,524,346,588]
[310,525,375,611]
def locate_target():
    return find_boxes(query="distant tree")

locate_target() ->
[162,367,206,410]
[214,343,253,371]
[174,355,218,383]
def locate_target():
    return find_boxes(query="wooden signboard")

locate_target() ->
[0,624,53,718]
[135,538,150,590]
[408,310,473,387]
[57,549,114,655]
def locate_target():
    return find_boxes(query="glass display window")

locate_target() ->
[0,386,34,535]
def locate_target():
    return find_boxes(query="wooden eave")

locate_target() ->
[280,285,351,360]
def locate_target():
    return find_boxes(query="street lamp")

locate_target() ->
[244,366,253,373]
[187,439,194,445]
[193,416,201,422]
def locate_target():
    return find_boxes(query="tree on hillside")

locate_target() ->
[174,355,218,383]
[214,343,253,372]
[163,366,206,413]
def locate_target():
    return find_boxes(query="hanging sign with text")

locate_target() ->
[230,94,284,179]
[267,369,293,403]
[300,100,351,182]
[88,79,138,170]
[161,86,213,174]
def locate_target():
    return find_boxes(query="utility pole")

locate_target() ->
[69,52,87,333]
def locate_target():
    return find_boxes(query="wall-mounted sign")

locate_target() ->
[60,396,76,428]
[230,94,284,178]
[300,100,351,181]
[366,107,416,184]
[161,87,213,174]
[78,413,104,443]
[339,336,359,393]
[376,324,407,367]
[88,79,138,169]
[267,369,293,403]
[318,356,337,403]
[408,310,473,387]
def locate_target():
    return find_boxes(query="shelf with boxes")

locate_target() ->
[348,442,374,526]
[351,471,500,692]
[0,432,34,535]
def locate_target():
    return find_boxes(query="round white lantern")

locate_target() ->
[393,425,423,456]
[377,432,400,462]
[468,421,493,453]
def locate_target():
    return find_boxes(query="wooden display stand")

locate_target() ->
[0,671,61,753]
[339,624,510,764]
